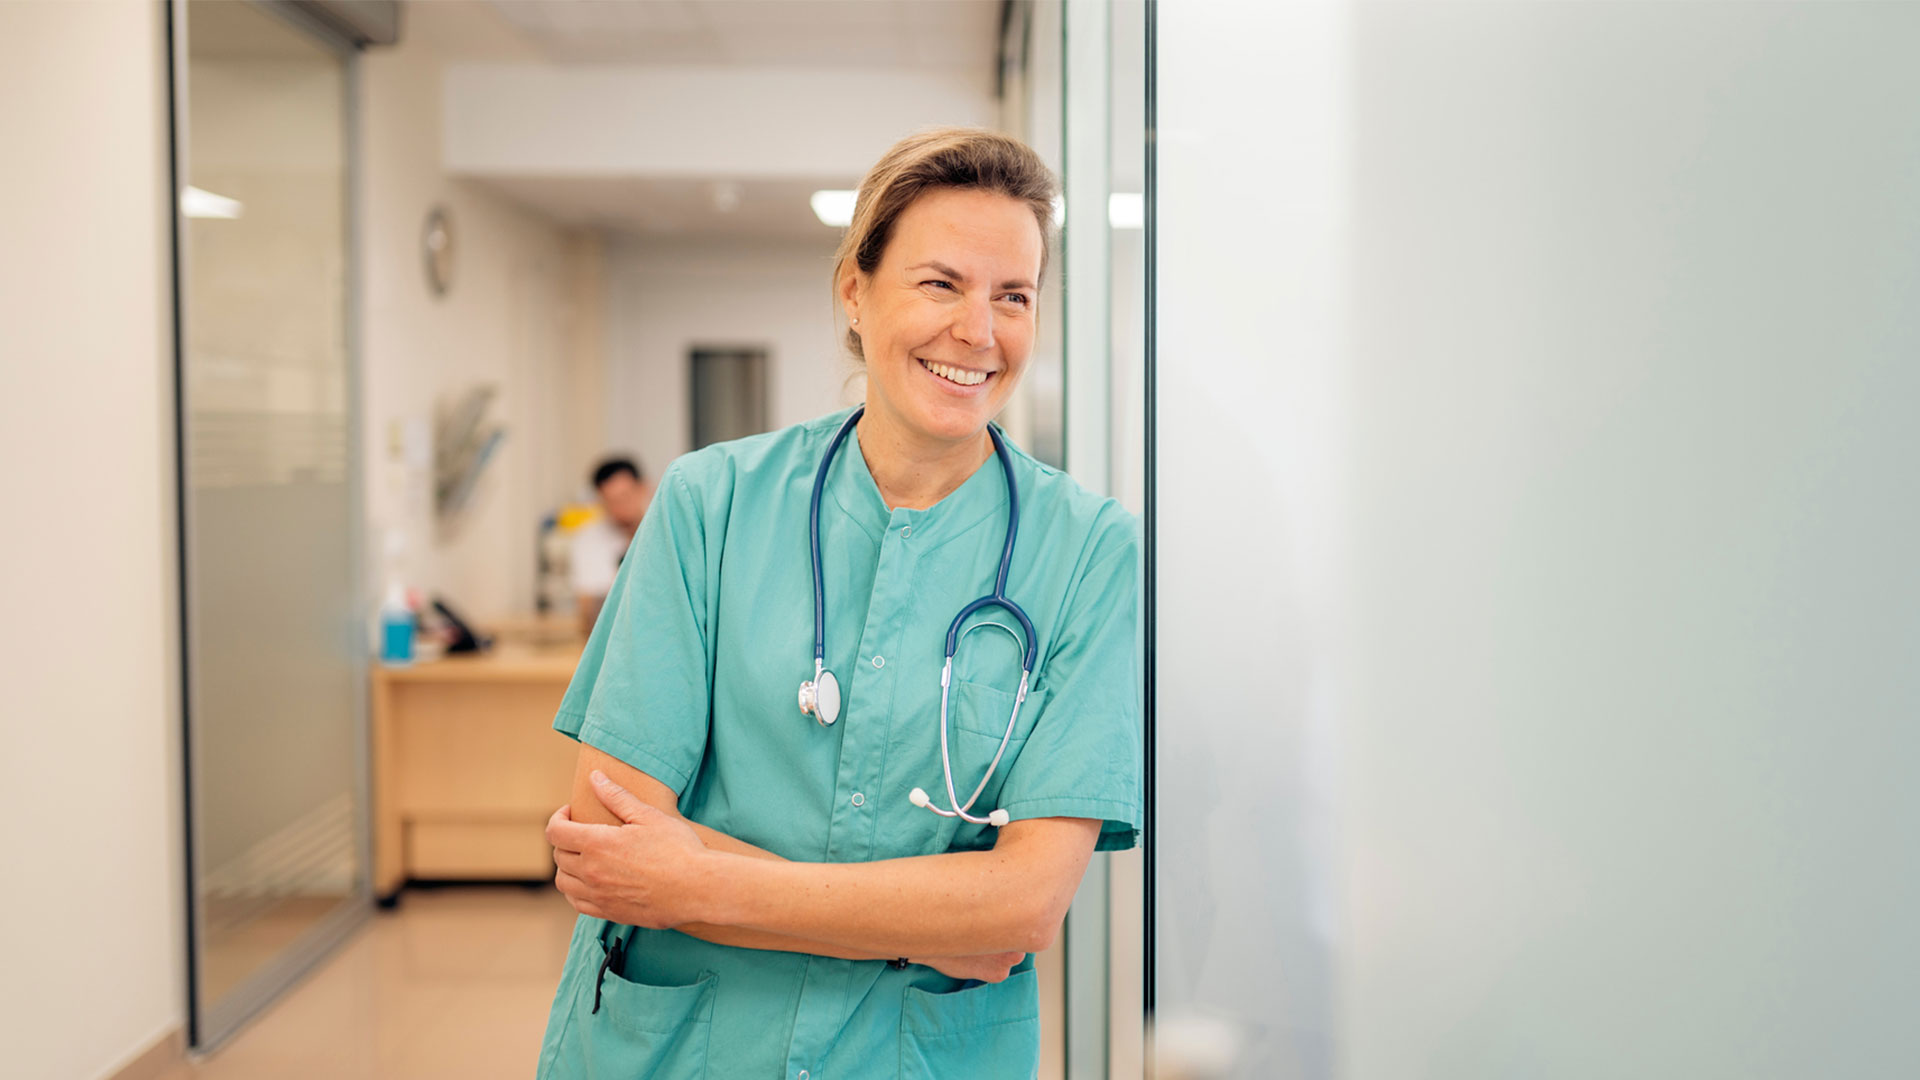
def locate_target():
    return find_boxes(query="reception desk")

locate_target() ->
[371,640,583,902]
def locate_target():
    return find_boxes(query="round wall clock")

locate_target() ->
[422,205,454,297]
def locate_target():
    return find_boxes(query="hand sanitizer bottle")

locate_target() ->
[379,580,415,665]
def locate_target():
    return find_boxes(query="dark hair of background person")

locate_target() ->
[592,456,644,489]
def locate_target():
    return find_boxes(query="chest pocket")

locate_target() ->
[950,678,1038,741]
[944,679,1044,814]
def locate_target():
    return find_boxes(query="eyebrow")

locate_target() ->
[906,261,1036,293]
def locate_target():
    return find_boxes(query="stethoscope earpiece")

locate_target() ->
[799,407,1033,828]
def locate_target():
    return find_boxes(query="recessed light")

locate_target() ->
[810,189,856,227]
[181,186,243,219]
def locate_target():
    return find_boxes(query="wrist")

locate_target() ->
[688,848,749,927]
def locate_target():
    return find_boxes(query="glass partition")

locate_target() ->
[173,0,368,1048]
[1057,0,1151,1075]
[1150,2,1920,1077]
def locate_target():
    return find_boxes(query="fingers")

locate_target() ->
[546,804,598,853]
[589,770,658,826]
[552,866,609,920]
[553,847,591,882]
[554,866,595,905]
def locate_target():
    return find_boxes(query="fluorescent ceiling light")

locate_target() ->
[1049,193,1147,230]
[182,186,243,219]
[810,189,856,228]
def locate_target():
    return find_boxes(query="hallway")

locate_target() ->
[160,888,575,1080]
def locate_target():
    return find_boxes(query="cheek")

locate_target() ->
[1000,319,1037,370]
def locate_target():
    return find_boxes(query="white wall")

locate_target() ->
[602,235,855,473]
[0,3,183,1078]
[443,63,996,179]
[360,34,607,619]
[1155,2,1920,1078]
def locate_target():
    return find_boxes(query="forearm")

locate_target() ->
[698,842,1070,958]
[614,795,893,958]
[571,754,929,960]
[670,824,893,958]
[566,748,1085,960]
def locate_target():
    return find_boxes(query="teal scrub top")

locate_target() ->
[536,407,1142,1080]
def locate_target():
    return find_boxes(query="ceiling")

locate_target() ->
[413,0,1007,237]
[481,0,1002,70]
[474,174,856,240]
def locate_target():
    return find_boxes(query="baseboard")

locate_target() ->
[104,1027,184,1080]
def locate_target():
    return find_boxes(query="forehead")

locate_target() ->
[882,187,1044,279]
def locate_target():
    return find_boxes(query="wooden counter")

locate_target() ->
[371,641,583,902]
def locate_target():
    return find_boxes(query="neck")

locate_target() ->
[856,406,993,511]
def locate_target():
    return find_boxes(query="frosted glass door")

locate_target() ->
[176,0,366,1048]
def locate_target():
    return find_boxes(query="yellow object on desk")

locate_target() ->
[371,640,583,902]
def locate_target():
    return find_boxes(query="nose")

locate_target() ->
[950,293,995,351]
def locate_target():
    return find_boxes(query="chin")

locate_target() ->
[904,395,999,443]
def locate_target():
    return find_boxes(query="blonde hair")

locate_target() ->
[833,127,1059,362]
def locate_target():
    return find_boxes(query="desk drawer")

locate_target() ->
[407,820,553,879]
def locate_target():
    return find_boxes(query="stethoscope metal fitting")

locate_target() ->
[799,407,1035,828]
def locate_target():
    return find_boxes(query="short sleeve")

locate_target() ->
[994,515,1144,851]
[553,464,711,796]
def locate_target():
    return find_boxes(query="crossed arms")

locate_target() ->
[547,745,1100,977]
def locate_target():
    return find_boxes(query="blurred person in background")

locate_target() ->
[573,455,653,636]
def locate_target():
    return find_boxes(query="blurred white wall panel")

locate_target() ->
[0,2,181,1077]
[442,64,995,179]
[1155,1,1920,1077]
[1154,0,1349,1075]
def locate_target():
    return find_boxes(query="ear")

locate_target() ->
[837,262,865,324]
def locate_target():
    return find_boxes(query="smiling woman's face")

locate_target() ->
[841,186,1045,447]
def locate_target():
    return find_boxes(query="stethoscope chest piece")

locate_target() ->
[798,665,840,726]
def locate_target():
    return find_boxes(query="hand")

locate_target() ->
[546,770,716,929]
[918,951,1028,983]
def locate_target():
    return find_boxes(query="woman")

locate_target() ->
[537,127,1141,1079]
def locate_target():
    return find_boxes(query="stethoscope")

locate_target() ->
[797,407,1036,828]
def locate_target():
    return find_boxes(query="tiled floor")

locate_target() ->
[160,885,578,1080]
[200,896,349,1005]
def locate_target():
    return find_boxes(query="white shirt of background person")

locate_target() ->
[572,456,653,636]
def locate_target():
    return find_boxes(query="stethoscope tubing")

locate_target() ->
[807,406,1035,828]
[809,409,863,665]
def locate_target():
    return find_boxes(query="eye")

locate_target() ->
[1000,293,1032,307]
[922,279,956,291]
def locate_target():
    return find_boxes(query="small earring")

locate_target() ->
[850,317,859,326]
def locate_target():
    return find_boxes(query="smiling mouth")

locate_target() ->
[917,357,993,387]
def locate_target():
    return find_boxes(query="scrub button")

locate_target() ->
[851,792,865,807]
[901,525,911,538]
[872,655,885,669]
[798,1072,809,1080]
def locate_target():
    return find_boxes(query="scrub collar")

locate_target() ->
[825,409,1013,550]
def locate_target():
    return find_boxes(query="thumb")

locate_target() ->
[590,770,659,826]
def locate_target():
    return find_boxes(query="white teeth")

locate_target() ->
[919,358,989,387]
